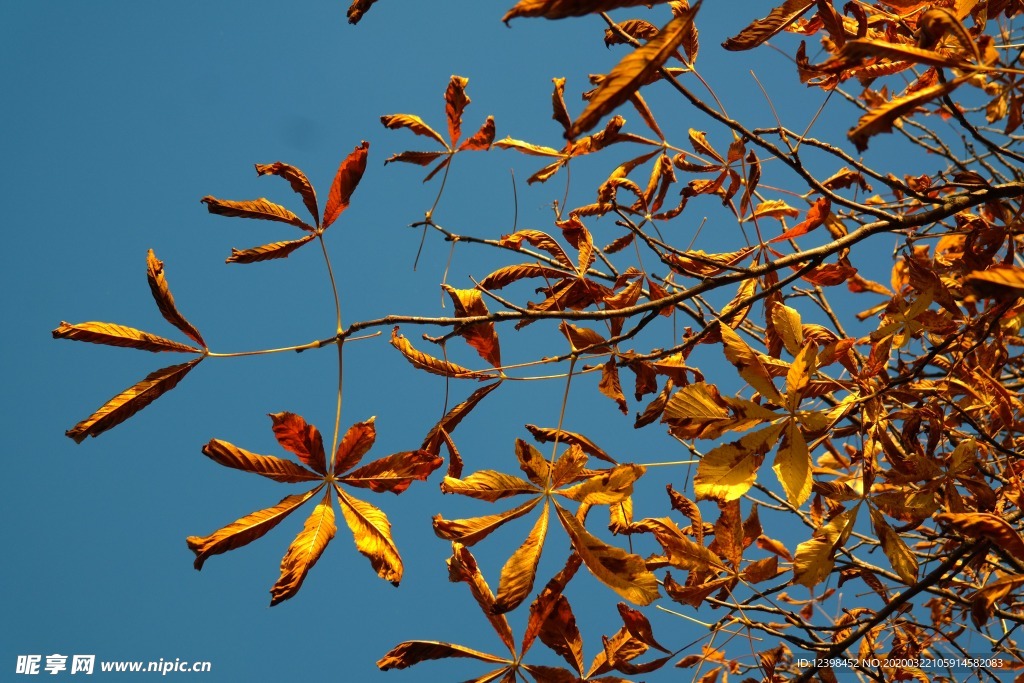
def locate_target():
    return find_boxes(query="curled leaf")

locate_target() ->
[146,249,205,347]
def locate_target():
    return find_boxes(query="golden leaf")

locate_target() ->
[750,199,800,221]
[770,304,803,356]
[784,341,818,411]
[186,487,321,570]
[772,420,812,507]
[793,508,857,588]
[936,512,1024,561]
[346,0,379,24]
[443,285,502,368]
[380,114,449,150]
[558,322,610,354]
[970,575,1024,629]
[599,359,629,415]
[322,141,369,229]
[421,382,502,454]
[550,444,589,489]
[559,464,645,506]
[339,450,443,494]
[630,517,726,572]
[335,485,403,585]
[965,264,1024,298]
[377,642,510,671]
[493,501,550,614]
[694,422,786,501]
[390,327,492,380]
[458,116,496,152]
[719,324,785,405]
[524,425,616,464]
[65,358,202,443]
[869,507,918,585]
[722,0,815,51]
[145,250,206,347]
[554,502,660,605]
[200,438,321,483]
[493,137,563,157]
[225,235,316,264]
[201,196,313,231]
[567,6,700,139]
[254,161,319,225]
[739,556,780,583]
[516,438,552,487]
[839,38,975,71]
[500,229,574,267]
[52,321,200,354]
[269,490,337,605]
[441,470,542,501]
[849,76,968,151]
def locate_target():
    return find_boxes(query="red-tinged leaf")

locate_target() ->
[600,359,629,415]
[439,429,464,479]
[432,497,543,546]
[936,513,1024,561]
[254,161,319,225]
[504,0,676,22]
[225,234,316,263]
[478,263,571,291]
[630,517,726,572]
[200,439,321,483]
[500,230,574,268]
[750,199,800,221]
[334,417,377,474]
[567,7,700,139]
[768,197,830,243]
[347,0,378,24]
[493,501,550,614]
[521,665,580,683]
[145,249,205,347]
[617,603,670,653]
[423,156,452,183]
[339,450,443,494]
[380,114,449,150]
[493,137,563,157]
[443,285,502,368]
[186,487,321,570]
[201,196,314,231]
[849,76,967,152]
[447,543,517,655]
[269,412,327,475]
[634,377,674,428]
[756,534,793,561]
[524,425,616,464]
[551,77,572,134]
[539,594,585,675]
[377,642,510,671]
[459,116,496,151]
[441,470,542,501]
[269,490,336,605]
[554,501,660,605]
[422,382,502,453]
[335,485,403,585]
[53,321,201,354]
[390,327,492,380]
[384,151,445,166]
[722,0,815,51]
[322,141,369,229]
[740,555,780,583]
[445,75,471,146]
[65,358,202,443]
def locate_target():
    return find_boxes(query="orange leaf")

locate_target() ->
[551,77,572,134]
[432,497,543,546]
[146,249,205,347]
[334,417,377,474]
[384,150,445,167]
[936,513,1024,561]
[524,425,616,464]
[478,263,571,291]
[390,327,492,380]
[322,141,369,229]
[516,438,552,487]
[347,0,378,24]
[447,543,517,655]
[421,382,502,454]
[538,594,584,675]
[458,116,496,152]
[201,196,313,231]
[380,114,449,150]
[722,0,815,51]
[567,6,699,139]
[559,322,610,354]
[719,325,785,405]
[500,229,574,267]
[559,464,645,506]
[65,358,202,443]
[617,603,671,653]
[225,235,315,264]
[493,501,550,614]
[339,450,443,494]
[186,487,321,570]
[254,161,319,226]
[768,198,831,243]
[849,76,967,151]
[443,285,502,368]
[445,75,470,146]
[503,0,676,22]
[377,642,510,671]
[441,470,542,501]
[53,321,200,354]
[335,485,403,585]
[200,439,321,483]
[269,412,327,474]
[269,489,337,605]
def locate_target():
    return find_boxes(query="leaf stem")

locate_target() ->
[318,234,345,465]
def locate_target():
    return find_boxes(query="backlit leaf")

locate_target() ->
[849,76,967,152]
[377,642,509,671]
[53,321,200,354]
[447,543,517,655]
[145,250,206,348]
[432,497,543,546]
[478,263,571,291]
[494,501,550,614]
[559,464,645,506]
[334,417,377,474]
[390,327,492,380]
[694,422,786,501]
[336,485,403,585]
[936,513,1024,561]
[186,487,321,570]
[225,235,315,264]
[503,0,674,22]
[719,324,785,405]
[441,470,541,501]
[443,285,502,368]
[567,7,700,139]
[200,438,320,483]
[793,508,857,588]
[254,161,319,225]
[554,501,660,605]
[966,264,1024,298]
[525,425,616,464]
[458,116,496,151]
[269,412,327,474]
[340,450,443,494]
[380,114,449,149]
[421,382,502,453]
[323,141,369,229]
[65,358,202,443]
[870,507,917,585]
[722,0,815,51]
[773,420,812,507]
[201,196,313,231]
[516,438,552,487]
[269,490,336,605]
[445,75,470,146]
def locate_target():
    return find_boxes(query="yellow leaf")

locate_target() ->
[719,324,785,405]
[793,508,857,588]
[494,501,550,614]
[770,304,803,356]
[447,543,517,655]
[663,381,774,440]
[785,341,818,411]
[869,507,918,585]
[558,464,645,506]
[433,497,542,546]
[722,0,815,51]
[567,6,700,139]
[749,199,800,221]
[335,485,403,586]
[443,285,502,368]
[52,321,201,354]
[380,114,449,150]
[936,512,1024,561]
[772,420,812,507]
[270,490,337,605]
[630,517,727,572]
[695,422,785,501]
[554,502,660,605]
[441,470,541,501]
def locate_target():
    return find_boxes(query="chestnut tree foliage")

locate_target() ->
[53,0,1024,681]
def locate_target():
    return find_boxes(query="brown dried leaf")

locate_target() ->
[380,114,448,149]
[722,0,815,51]
[421,382,502,453]
[433,497,543,546]
[200,438,320,483]
[339,450,443,494]
[53,321,201,354]
[443,285,502,368]
[445,76,471,146]
[347,0,379,24]
[850,76,967,151]
[390,327,492,380]
[936,513,1024,561]
[225,235,316,264]
[504,0,675,22]
[323,141,369,229]
[334,418,377,474]
[524,425,616,464]
[377,642,509,671]
[459,116,497,151]
[201,196,313,231]
[441,470,542,501]
[145,250,206,347]
[269,412,327,475]
[493,501,550,614]
[254,161,319,225]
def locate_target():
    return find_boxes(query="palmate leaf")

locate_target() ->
[567,5,699,139]
[493,501,550,614]
[335,485,403,585]
[201,438,321,483]
[270,489,337,605]
[524,425,616,464]
[186,487,322,570]
[65,358,202,443]
[270,412,327,474]
[339,449,443,493]
[694,422,786,502]
[53,321,201,354]
[334,417,377,474]
[145,249,206,347]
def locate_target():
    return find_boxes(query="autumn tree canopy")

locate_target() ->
[51,0,1024,681]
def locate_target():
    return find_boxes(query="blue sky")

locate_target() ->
[1,2,957,681]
